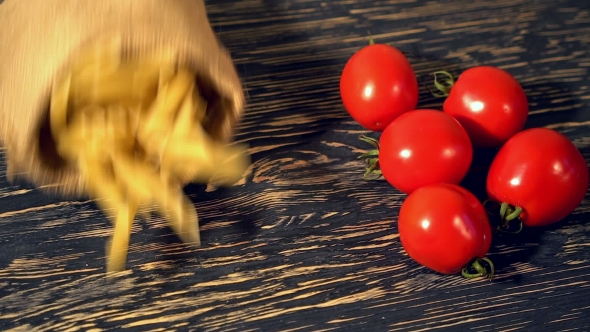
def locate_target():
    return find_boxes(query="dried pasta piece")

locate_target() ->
[106,198,138,273]
[138,69,196,151]
[49,39,250,275]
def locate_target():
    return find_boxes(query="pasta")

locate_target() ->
[49,39,250,274]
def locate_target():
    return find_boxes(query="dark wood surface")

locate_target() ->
[2,0,590,330]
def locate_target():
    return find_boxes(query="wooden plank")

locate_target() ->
[1,0,590,330]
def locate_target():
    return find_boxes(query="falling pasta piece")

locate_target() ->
[48,39,250,275]
[139,68,195,140]
[106,198,138,273]
[174,87,202,138]
[162,127,250,185]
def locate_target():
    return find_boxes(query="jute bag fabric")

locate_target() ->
[0,0,245,198]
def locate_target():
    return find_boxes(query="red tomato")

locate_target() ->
[399,183,493,275]
[378,109,473,194]
[340,43,419,132]
[442,66,528,148]
[486,128,589,227]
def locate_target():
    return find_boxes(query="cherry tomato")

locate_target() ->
[442,66,528,148]
[340,43,419,132]
[398,183,493,275]
[486,128,589,227]
[378,109,473,194]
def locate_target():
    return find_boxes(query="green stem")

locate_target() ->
[499,202,508,219]
[365,31,410,57]
[505,207,523,221]
[358,135,380,149]
[472,260,486,275]
[367,31,375,45]
[358,150,379,159]
[357,135,382,180]
[364,157,379,167]
[495,201,525,234]
[461,257,495,280]
[429,71,455,98]
[363,161,382,179]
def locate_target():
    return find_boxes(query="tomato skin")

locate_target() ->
[486,128,589,227]
[398,183,492,275]
[443,66,528,148]
[340,44,419,132]
[379,109,473,194]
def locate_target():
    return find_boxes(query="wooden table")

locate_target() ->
[2,0,590,330]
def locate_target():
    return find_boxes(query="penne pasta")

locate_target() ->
[49,40,250,275]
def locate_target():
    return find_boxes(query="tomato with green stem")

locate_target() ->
[359,109,473,195]
[340,42,418,132]
[398,183,494,278]
[432,66,528,148]
[486,128,589,229]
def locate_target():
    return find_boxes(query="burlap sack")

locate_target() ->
[0,0,245,198]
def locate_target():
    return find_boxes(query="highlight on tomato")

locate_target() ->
[359,109,473,195]
[486,127,589,230]
[340,43,419,132]
[398,183,494,279]
[432,66,529,148]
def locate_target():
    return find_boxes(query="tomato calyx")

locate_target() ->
[367,31,375,45]
[358,135,383,179]
[498,202,524,234]
[429,71,455,97]
[461,257,495,280]
[483,200,524,234]
[365,31,409,55]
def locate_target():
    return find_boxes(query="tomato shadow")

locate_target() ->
[133,184,261,273]
[156,182,259,240]
[458,147,498,200]
[487,202,589,284]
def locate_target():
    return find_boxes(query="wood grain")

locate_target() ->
[2,0,590,330]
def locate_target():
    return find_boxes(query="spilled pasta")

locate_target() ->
[49,39,250,274]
